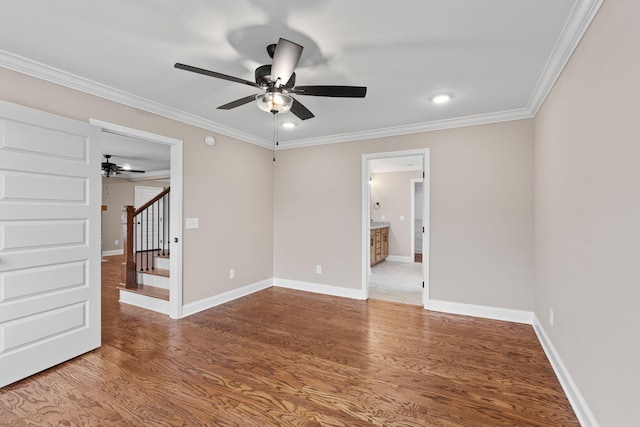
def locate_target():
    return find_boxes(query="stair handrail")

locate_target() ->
[122,186,170,289]
[134,187,170,215]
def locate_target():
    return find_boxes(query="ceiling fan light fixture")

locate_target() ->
[256,91,293,114]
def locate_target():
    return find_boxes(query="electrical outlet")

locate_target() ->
[316,265,322,274]
[549,308,554,327]
[114,239,119,246]
[229,268,235,279]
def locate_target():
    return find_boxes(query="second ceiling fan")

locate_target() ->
[174,38,367,120]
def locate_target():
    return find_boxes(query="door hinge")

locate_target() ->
[422,226,425,233]
[422,171,425,178]
[422,281,425,288]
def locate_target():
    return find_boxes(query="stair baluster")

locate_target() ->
[122,187,171,289]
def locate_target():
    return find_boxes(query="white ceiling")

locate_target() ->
[0,0,600,150]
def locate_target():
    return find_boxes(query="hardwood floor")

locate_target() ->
[0,255,578,426]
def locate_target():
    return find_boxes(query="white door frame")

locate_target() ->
[361,149,430,306]
[90,119,184,319]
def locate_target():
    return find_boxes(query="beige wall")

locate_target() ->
[274,119,534,310]
[533,0,639,425]
[0,67,274,305]
[370,171,422,258]
[101,178,167,253]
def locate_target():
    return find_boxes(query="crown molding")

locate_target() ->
[527,0,604,114]
[277,108,533,150]
[0,0,602,152]
[0,49,272,149]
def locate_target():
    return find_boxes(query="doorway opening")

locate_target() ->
[361,149,430,306]
[91,119,184,319]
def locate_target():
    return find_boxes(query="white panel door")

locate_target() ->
[0,100,101,387]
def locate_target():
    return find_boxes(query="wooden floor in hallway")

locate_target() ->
[0,255,578,426]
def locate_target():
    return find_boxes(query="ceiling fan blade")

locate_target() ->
[290,98,315,120]
[174,63,260,88]
[291,85,367,98]
[270,38,303,86]
[218,94,259,110]
[115,166,145,173]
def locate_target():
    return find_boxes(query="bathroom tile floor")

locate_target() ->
[368,260,423,306]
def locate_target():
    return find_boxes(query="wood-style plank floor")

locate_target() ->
[0,255,578,426]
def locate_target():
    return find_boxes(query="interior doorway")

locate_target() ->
[361,149,430,307]
[91,119,184,319]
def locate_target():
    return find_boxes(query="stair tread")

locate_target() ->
[119,284,169,301]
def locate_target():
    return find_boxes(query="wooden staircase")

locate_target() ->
[119,188,172,315]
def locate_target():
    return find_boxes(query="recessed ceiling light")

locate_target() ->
[431,94,451,104]
[281,122,296,129]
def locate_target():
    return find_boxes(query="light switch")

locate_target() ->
[186,218,199,229]
[400,215,405,221]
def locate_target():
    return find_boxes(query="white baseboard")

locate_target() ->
[533,314,600,427]
[426,299,534,324]
[274,278,366,300]
[181,279,272,317]
[386,255,413,263]
[175,276,595,426]
[102,249,123,256]
[119,289,170,315]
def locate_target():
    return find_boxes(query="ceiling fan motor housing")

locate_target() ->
[255,64,295,88]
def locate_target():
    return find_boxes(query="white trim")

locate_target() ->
[0,0,602,151]
[426,299,534,325]
[101,249,123,256]
[119,289,170,315]
[527,0,605,115]
[91,119,184,319]
[280,109,532,149]
[90,119,183,145]
[421,154,430,305]
[275,278,366,300]
[362,155,371,300]
[168,138,184,319]
[138,272,170,290]
[533,314,601,427]
[182,279,273,318]
[386,255,413,263]
[0,51,270,148]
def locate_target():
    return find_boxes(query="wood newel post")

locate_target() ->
[123,205,137,289]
